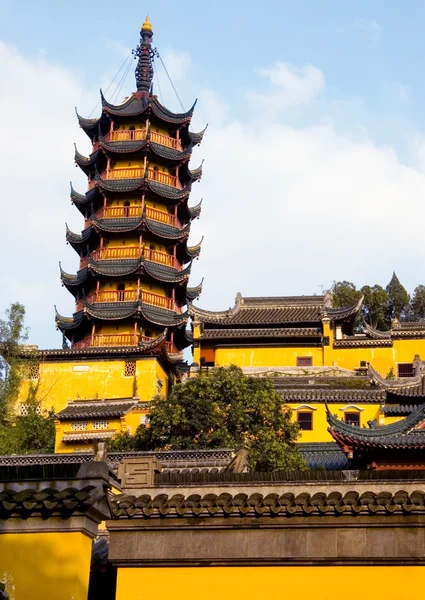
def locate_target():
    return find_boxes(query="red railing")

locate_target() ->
[72,333,177,352]
[106,167,144,179]
[93,205,182,228]
[146,206,181,228]
[75,289,180,312]
[100,167,181,189]
[103,129,182,150]
[147,167,180,188]
[105,129,146,142]
[96,206,142,219]
[79,246,181,270]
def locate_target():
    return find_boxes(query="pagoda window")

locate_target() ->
[297,412,313,431]
[344,412,360,427]
[149,244,155,250]
[117,283,125,301]
[397,363,414,378]
[296,356,313,367]
[124,201,130,217]
[129,125,135,131]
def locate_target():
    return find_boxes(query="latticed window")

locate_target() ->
[156,377,164,395]
[18,403,41,416]
[297,412,313,430]
[26,363,40,380]
[344,412,360,427]
[71,421,88,431]
[297,356,313,367]
[92,420,109,430]
[397,363,414,378]
[124,360,136,377]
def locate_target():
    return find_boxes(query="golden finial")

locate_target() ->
[142,15,152,32]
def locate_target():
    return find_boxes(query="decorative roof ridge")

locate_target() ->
[65,223,92,244]
[189,293,243,322]
[327,401,425,438]
[364,323,392,339]
[188,198,202,219]
[70,182,98,204]
[189,124,208,145]
[393,320,425,330]
[186,236,203,256]
[75,107,100,128]
[100,89,138,112]
[186,278,204,301]
[82,299,140,321]
[242,295,325,307]
[324,295,363,321]
[368,364,422,389]
[144,217,191,239]
[151,95,197,121]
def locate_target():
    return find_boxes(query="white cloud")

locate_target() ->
[104,38,131,59]
[1,41,424,351]
[253,62,325,116]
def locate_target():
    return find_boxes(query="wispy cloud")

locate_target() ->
[252,61,325,117]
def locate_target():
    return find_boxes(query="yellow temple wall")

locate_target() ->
[214,346,324,369]
[205,342,422,377]
[18,357,168,414]
[289,403,382,442]
[116,565,424,600]
[0,531,92,600]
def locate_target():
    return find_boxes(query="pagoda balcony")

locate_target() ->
[72,333,177,353]
[103,128,183,151]
[94,205,182,228]
[79,245,182,270]
[75,289,181,313]
[98,167,182,189]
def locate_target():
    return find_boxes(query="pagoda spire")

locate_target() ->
[134,15,154,93]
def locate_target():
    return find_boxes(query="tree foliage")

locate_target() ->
[0,303,55,455]
[410,285,425,321]
[331,274,422,331]
[386,272,410,322]
[109,366,307,472]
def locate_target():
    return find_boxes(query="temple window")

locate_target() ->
[26,363,40,380]
[397,363,414,378]
[124,360,136,377]
[344,412,360,427]
[92,420,109,430]
[18,403,41,416]
[129,125,135,131]
[71,421,88,431]
[296,356,313,367]
[297,412,313,431]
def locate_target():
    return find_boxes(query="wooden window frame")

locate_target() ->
[397,363,414,378]
[297,411,313,431]
[344,412,360,427]
[297,356,313,367]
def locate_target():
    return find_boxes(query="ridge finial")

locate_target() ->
[142,15,152,32]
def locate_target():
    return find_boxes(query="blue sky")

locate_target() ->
[0,1,425,347]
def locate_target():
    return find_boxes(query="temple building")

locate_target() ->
[190,292,425,374]
[17,18,204,415]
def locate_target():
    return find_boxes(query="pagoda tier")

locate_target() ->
[57,19,204,354]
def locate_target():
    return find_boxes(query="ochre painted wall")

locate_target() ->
[116,566,425,600]
[289,402,382,442]
[214,346,324,369]
[207,342,422,377]
[18,357,168,414]
[0,531,92,600]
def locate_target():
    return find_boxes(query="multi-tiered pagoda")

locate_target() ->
[56,17,204,359]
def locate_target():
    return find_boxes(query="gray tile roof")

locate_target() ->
[56,399,139,420]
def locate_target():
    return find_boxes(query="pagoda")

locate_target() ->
[56,17,204,357]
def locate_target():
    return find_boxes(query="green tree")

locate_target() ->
[410,285,425,321]
[331,281,363,308]
[386,272,410,322]
[361,284,390,330]
[109,366,307,472]
[0,303,28,420]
